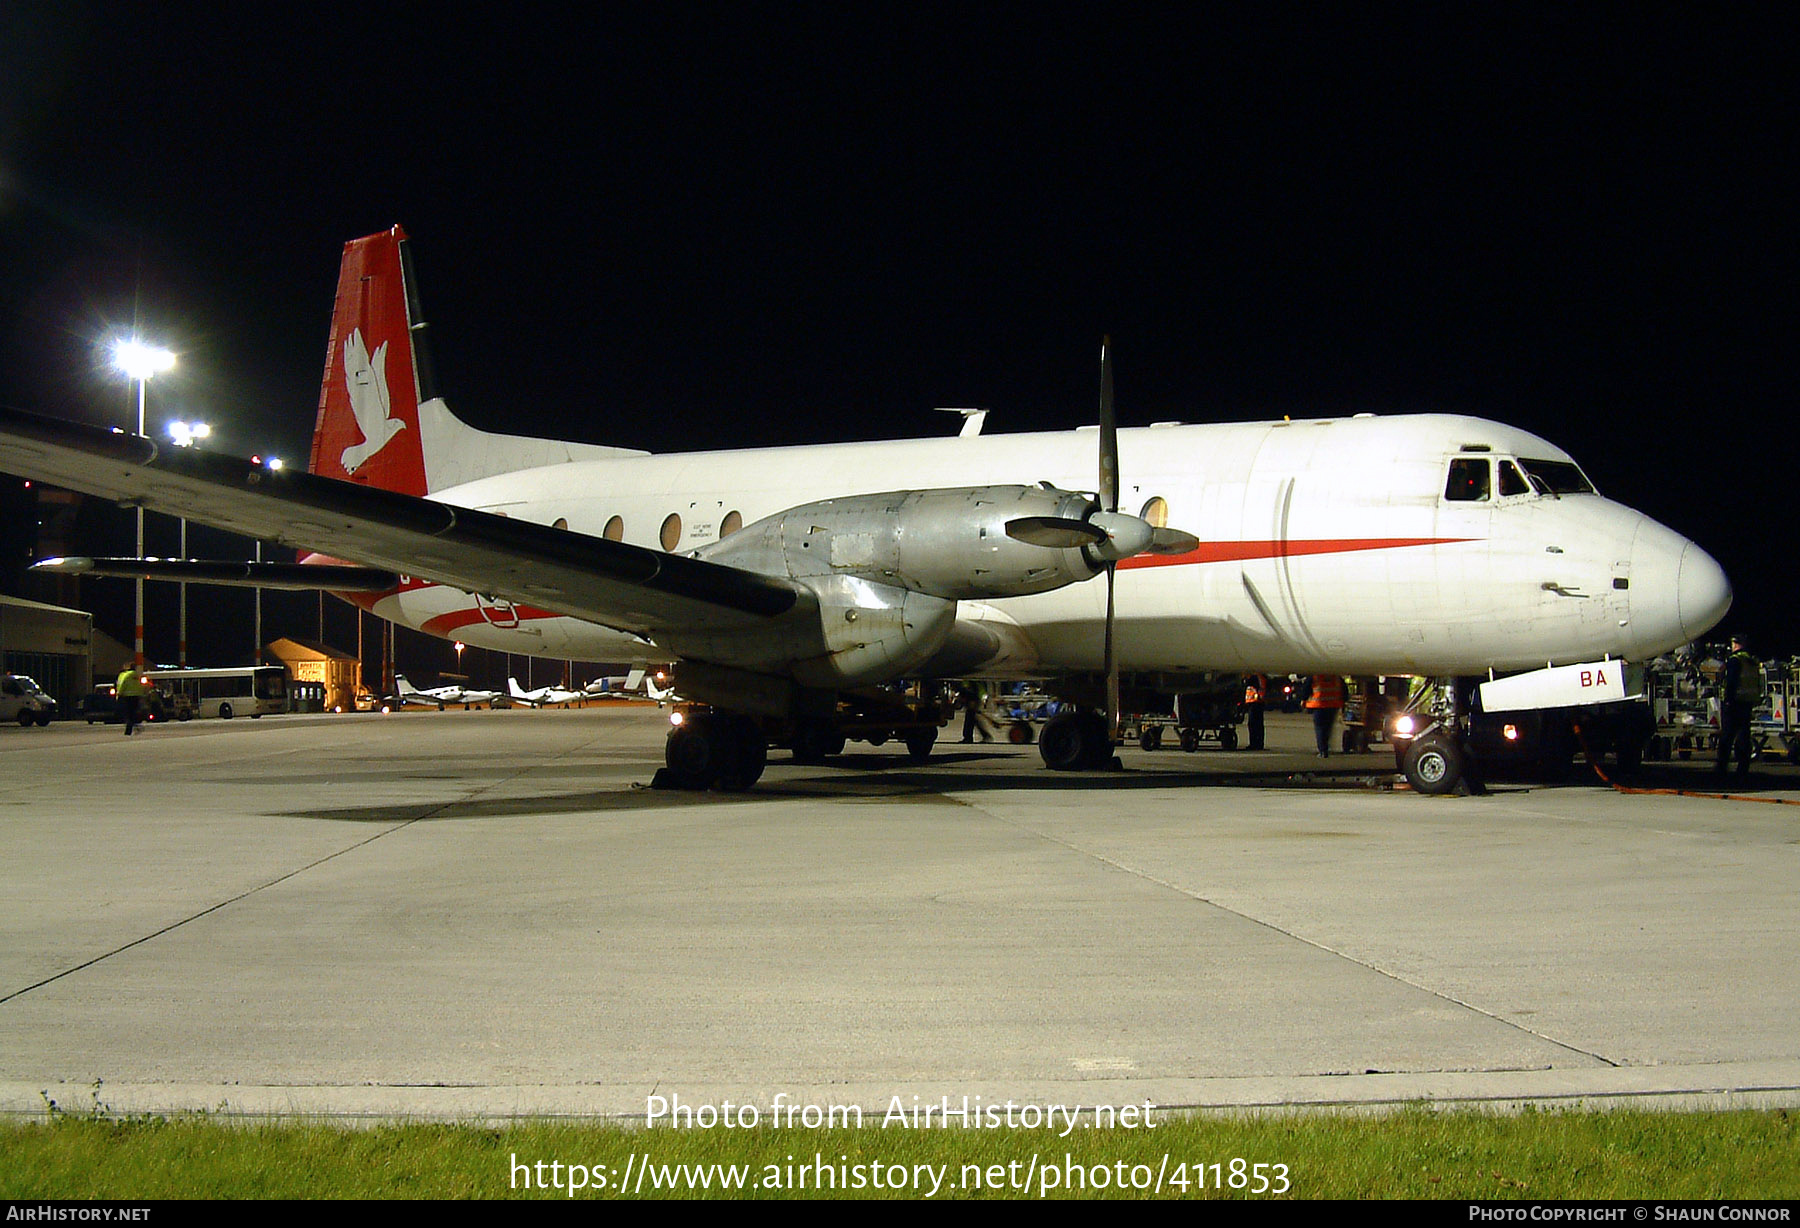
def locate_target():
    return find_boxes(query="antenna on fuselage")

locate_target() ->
[935,407,988,437]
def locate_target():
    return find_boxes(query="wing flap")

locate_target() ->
[32,557,402,591]
[0,407,805,634]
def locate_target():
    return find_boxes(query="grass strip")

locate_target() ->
[4,1107,1797,1199]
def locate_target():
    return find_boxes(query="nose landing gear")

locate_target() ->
[1400,731,1469,795]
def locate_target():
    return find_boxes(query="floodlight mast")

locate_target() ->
[111,339,176,667]
[168,421,209,666]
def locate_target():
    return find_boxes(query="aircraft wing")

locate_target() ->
[0,407,808,636]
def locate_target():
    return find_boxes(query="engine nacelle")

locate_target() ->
[790,573,958,689]
[655,573,956,697]
[696,485,1102,601]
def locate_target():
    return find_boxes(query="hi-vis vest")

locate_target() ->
[1305,674,1344,710]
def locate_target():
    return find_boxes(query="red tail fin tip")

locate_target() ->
[309,226,430,496]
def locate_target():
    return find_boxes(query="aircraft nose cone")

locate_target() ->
[1676,540,1732,643]
[1627,519,1731,654]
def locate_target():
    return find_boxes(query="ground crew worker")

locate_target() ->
[1716,635,1761,778]
[116,663,149,737]
[1305,673,1345,758]
[1243,673,1267,751]
[958,683,995,744]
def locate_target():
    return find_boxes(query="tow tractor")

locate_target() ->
[1389,660,1654,794]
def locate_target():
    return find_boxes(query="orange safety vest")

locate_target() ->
[1244,674,1266,705]
[1304,674,1343,710]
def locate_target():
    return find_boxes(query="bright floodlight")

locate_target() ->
[112,338,176,381]
[168,420,211,447]
[266,456,284,471]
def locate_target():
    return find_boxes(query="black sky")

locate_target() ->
[1,5,1793,661]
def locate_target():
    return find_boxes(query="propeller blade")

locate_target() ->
[1005,516,1107,548]
[1098,336,1119,513]
[1104,562,1120,746]
[1098,337,1122,753]
[1148,527,1200,555]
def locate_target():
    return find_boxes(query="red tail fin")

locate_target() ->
[309,226,431,496]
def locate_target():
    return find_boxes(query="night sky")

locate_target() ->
[1,7,1793,673]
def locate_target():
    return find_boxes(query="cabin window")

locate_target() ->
[660,513,683,551]
[1138,496,1169,527]
[603,516,624,541]
[721,510,743,537]
[1445,458,1490,502]
[552,517,569,531]
[1498,461,1529,497]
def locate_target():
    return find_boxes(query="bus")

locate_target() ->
[144,665,288,720]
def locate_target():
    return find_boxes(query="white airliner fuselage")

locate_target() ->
[367,409,1728,681]
[0,226,1732,793]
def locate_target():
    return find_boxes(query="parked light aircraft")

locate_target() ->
[508,676,583,707]
[0,226,1731,792]
[394,673,501,710]
[582,670,645,698]
[582,670,675,702]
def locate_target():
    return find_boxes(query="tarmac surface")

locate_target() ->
[3,704,1797,1123]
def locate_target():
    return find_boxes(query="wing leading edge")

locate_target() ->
[0,406,807,635]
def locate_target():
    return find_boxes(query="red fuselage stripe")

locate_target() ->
[1116,537,1471,570]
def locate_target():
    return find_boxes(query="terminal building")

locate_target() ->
[0,593,95,714]
[266,637,362,713]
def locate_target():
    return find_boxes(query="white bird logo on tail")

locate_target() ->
[339,328,407,474]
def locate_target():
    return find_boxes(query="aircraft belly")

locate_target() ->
[379,584,657,662]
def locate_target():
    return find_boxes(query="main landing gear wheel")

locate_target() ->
[1039,710,1115,771]
[1402,736,1466,795]
[665,713,767,791]
[904,726,937,762]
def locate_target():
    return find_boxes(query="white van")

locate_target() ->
[1,674,56,726]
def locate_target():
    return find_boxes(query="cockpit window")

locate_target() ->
[1498,460,1530,497]
[1445,458,1490,502]
[1517,457,1595,496]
